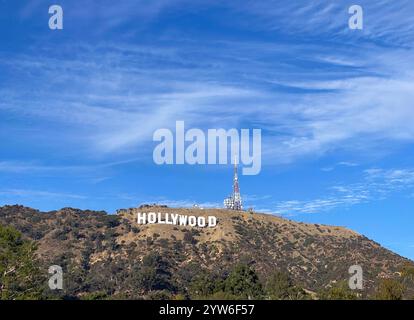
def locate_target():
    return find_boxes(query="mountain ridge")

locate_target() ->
[0,204,413,299]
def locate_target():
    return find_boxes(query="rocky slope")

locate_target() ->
[0,204,412,299]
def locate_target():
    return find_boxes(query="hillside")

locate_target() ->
[0,204,413,299]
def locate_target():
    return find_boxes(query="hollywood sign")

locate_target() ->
[137,212,217,228]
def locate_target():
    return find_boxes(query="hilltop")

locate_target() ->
[0,204,413,299]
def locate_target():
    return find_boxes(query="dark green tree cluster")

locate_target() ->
[130,252,175,298]
[374,278,405,300]
[0,224,44,300]
[373,264,414,300]
[401,264,414,299]
[224,264,263,299]
[265,271,307,300]
[317,281,358,300]
[190,264,306,300]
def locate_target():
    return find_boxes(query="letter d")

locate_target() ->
[208,216,217,227]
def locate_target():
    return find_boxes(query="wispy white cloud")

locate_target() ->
[121,170,407,215]
[256,167,414,215]
[338,162,358,167]
[0,43,265,157]
[322,161,359,172]
[242,194,272,202]
[233,0,414,45]
[116,194,221,209]
[272,192,369,216]
[16,1,414,46]
[1,1,414,182]
[150,199,221,209]
[0,161,85,174]
[18,0,186,27]
[2,40,414,168]
[0,188,87,200]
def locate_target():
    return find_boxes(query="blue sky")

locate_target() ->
[1,1,414,259]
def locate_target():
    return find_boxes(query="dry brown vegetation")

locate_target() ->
[0,204,412,299]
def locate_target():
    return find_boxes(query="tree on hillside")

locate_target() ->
[401,264,414,282]
[134,252,174,294]
[318,281,358,300]
[401,264,414,299]
[375,278,405,300]
[190,273,224,298]
[224,264,263,299]
[0,224,44,300]
[265,271,307,300]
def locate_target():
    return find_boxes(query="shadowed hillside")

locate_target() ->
[0,204,413,300]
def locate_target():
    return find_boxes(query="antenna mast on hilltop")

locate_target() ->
[224,155,243,210]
